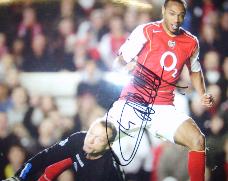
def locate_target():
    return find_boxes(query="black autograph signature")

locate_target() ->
[106,63,187,166]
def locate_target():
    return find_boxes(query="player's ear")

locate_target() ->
[105,142,112,150]
[162,5,165,17]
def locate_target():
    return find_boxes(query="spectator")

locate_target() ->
[39,95,58,118]
[78,60,121,109]
[138,11,152,25]
[0,83,11,112]
[0,111,20,180]
[36,119,60,152]
[75,84,105,130]
[7,86,29,127]
[218,100,228,133]
[4,144,27,178]
[123,8,138,33]
[22,94,52,140]
[4,69,20,92]
[50,17,76,70]
[60,0,76,19]
[17,6,42,54]
[218,57,228,103]
[103,2,123,25]
[201,0,218,27]
[0,54,16,81]
[57,116,74,139]
[217,10,228,57]
[66,40,89,71]
[0,33,8,59]
[223,135,228,180]
[190,93,211,136]
[45,110,74,140]
[10,122,35,154]
[11,38,25,70]
[199,24,219,59]
[207,114,227,181]
[77,9,108,47]
[77,0,96,15]
[99,16,127,70]
[22,34,57,72]
[203,50,221,85]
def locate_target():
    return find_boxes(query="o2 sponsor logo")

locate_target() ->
[160,51,178,78]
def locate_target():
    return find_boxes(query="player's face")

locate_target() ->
[83,123,112,156]
[162,1,185,35]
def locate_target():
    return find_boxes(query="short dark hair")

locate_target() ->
[98,119,117,144]
[164,0,187,12]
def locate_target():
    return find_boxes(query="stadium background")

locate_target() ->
[0,0,227,180]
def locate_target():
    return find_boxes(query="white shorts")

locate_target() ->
[106,100,190,143]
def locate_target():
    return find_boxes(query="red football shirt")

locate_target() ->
[119,21,201,105]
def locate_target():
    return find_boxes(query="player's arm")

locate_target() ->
[5,133,78,181]
[188,45,214,108]
[113,55,137,74]
[113,55,127,70]
[190,71,214,107]
[190,70,206,96]
[3,151,66,181]
[38,158,73,181]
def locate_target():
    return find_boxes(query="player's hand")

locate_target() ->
[2,176,21,181]
[123,61,137,74]
[201,93,215,107]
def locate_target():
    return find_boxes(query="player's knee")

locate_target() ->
[190,133,205,151]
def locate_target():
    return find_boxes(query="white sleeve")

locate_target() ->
[118,24,148,63]
[190,43,201,72]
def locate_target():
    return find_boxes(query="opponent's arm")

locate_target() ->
[5,133,78,181]
[38,158,73,181]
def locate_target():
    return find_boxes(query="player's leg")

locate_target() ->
[174,118,205,181]
[106,100,144,139]
[174,118,205,150]
[146,106,206,181]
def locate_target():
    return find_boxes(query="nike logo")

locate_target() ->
[153,30,162,33]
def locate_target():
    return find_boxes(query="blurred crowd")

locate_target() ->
[0,0,227,180]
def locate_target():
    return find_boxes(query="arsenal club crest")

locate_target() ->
[168,40,176,48]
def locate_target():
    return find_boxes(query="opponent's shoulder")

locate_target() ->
[59,131,86,146]
[180,27,199,44]
[70,131,86,140]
